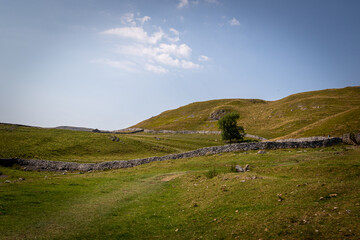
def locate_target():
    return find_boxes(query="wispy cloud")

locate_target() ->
[145,64,169,74]
[178,0,219,9]
[198,55,211,62]
[94,13,205,74]
[102,27,164,44]
[177,0,189,8]
[229,17,240,26]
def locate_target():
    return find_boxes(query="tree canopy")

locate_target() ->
[218,112,245,142]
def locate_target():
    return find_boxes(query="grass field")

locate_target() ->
[133,86,360,139]
[0,123,224,163]
[1,145,359,239]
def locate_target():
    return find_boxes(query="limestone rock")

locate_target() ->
[209,109,227,121]
[235,165,244,172]
[235,164,250,172]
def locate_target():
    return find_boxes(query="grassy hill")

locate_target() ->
[133,87,360,139]
[1,145,359,239]
[0,124,223,163]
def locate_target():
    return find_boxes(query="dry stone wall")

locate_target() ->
[116,128,267,141]
[0,137,342,172]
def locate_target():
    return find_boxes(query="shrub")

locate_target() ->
[205,167,218,179]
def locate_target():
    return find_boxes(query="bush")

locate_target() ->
[205,167,218,179]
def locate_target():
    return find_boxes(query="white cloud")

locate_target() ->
[137,16,151,25]
[121,13,136,26]
[167,28,180,42]
[145,64,168,74]
[198,55,210,62]
[177,0,189,8]
[181,60,200,69]
[98,13,206,74]
[102,27,164,44]
[229,17,240,26]
[158,43,191,58]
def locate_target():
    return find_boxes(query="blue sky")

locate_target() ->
[1,0,359,130]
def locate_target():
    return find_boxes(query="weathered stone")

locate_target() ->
[342,133,356,145]
[257,150,266,154]
[209,109,227,121]
[244,164,250,171]
[235,165,244,172]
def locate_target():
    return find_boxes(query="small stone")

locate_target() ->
[264,228,268,232]
[5,180,11,183]
[175,229,178,232]
[333,207,338,210]
[18,178,25,181]
[315,229,319,233]
[257,150,266,154]
[329,193,337,197]
[319,197,324,200]
[235,210,238,213]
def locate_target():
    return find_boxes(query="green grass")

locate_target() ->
[133,86,360,139]
[1,145,359,239]
[0,124,223,163]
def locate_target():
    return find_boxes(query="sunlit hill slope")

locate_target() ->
[133,87,360,139]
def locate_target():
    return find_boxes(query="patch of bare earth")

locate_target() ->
[161,174,183,182]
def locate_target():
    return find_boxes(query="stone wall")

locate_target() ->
[115,128,267,141]
[0,137,342,172]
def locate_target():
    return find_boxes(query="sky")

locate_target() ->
[0,0,359,130]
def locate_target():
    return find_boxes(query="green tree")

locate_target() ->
[218,112,245,142]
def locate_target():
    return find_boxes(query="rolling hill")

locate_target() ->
[132,87,360,139]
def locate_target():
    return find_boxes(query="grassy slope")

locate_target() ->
[0,124,223,163]
[1,145,359,239]
[133,87,360,139]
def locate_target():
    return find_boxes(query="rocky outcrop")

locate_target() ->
[342,132,360,145]
[0,137,342,172]
[209,109,228,121]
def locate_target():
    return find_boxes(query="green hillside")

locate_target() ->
[0,124,223,163]
[133,87,360,139]
[1,145,360,239]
